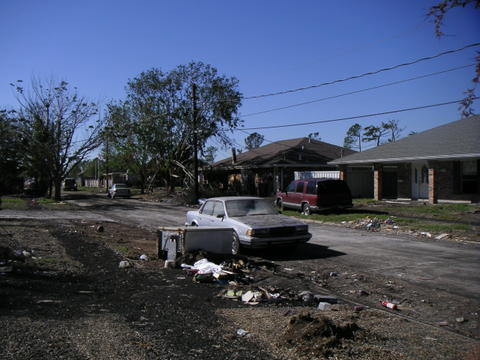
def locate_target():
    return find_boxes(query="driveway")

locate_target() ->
[2,192,479,302]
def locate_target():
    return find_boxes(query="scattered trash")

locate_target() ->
[435,233,449,240]
[236,328,250,337]
[22,250,32,258]
[77,290,94,294]
[224,289,243,299]
[96,225,104,233]
[192,258,223,275]
[241,290,263,304]
[119,260,131,269]
[164,260,176,269]
[456,317,465,323]
[284,268,294,271]
[420,232,433,238]
[380,301,397,310]
[36,299,62,304]
[353,305,364,312]
[176,276,186,280]
[139,254,149,261]
[357,290,369,296]
[298,291,314,303]
[329,272,338,277]
[438,321,449,327]
[317,302,332,311]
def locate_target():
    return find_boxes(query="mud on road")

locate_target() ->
[1,219,479,360]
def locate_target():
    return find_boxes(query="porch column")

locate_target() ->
[373,164,382,201]
[428,164,438,204]
[339,165,347,182]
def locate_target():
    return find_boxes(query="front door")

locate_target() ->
[411,162,429,199]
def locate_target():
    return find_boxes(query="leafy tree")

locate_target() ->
[202,146,217,164]
[107,62,242,192]
[343,123,362,151]
[0,110,24,194]
[12,79,104,200]
[307,132,321,140]
[362,124,388,146]
[244,132,264,150]
[427,0,479,117]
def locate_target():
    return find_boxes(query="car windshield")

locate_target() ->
[115,184,127,188]
[225,199,278,217]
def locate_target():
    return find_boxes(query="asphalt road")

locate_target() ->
[2,192,479,301]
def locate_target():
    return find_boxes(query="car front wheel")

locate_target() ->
[232,232,240,255]
[276,199,283,211]
[302,203,311,216]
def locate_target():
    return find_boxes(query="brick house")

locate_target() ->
[329,115,480,204]
[207,137,355,196]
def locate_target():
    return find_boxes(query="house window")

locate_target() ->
[462,160,478,194]
[414,168,418,184]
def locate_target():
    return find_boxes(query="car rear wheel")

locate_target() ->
[232,232,240,255]
[302,203,311,216]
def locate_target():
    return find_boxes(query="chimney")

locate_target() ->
[231,148,237,164]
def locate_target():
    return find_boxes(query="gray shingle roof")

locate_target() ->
[212,137,356,169]
[330,115,480,165]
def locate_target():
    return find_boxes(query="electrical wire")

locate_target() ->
[241,64,475,117]
[244,42,480,100]
[236,98,479,131]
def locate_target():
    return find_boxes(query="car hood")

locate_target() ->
[229,214,305,228]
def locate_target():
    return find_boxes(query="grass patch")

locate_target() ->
[283,210,391,223]
[283,209,474,235]
[115,246,129,256]
[37,198,56,204]
[1,197,28,210]
[353,198,379,206]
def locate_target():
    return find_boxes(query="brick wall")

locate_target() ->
[430,160,479,202]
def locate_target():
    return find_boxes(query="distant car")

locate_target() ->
[185,196,312,254]
[276,178,352,215]
[107,183,131,199]
[63,178,78,191]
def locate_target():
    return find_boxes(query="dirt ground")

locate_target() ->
[1,219,479,359]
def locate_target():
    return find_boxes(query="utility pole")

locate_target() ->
[105,134,109,192]
[192,83,199,203]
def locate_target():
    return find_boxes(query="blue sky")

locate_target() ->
[1,1,479,160]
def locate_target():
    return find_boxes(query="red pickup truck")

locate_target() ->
[276,178,352,215]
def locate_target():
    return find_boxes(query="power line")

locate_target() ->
[237,97,478,131]
[244,42,480,100]
[241,64,474,117]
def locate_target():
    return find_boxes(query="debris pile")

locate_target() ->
[0,245,31,275]
[352,217,400,232]
[281,312,358,357]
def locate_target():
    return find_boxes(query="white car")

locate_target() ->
[107,183,131,199]
[185,196,312,254]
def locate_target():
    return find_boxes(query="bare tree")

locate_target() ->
[12,79,104,200]
[427,0,480,117]
[383,119,404,142]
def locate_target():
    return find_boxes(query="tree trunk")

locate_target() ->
[54,178,62,201]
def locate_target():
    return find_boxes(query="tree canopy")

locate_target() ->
[106,62,242,192]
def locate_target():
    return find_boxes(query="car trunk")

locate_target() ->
[315,180,352,207]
